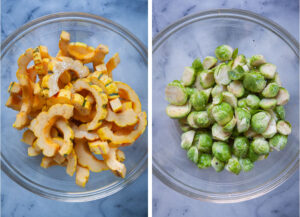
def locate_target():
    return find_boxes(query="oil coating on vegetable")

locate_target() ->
[165,45,292,175]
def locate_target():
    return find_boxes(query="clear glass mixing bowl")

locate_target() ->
[1,12,148,202]
[153,9,299,203]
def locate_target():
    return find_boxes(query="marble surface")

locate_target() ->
[1,0,147,217]
[152,0,299,217]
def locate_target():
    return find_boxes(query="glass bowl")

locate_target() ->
[152,9,299,203]
[1,12,148,202]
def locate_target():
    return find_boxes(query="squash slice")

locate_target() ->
[40,157,58,168]
[8,82,22,95]
[116,149,125,162]
[66,149,77,176]
[72,79,108,130]
[29,104,74,157]
[28,146,41,157]
[70,122,99,141]
[21,129,36,145]
[47,89,72,106]
[47,57,89,97]
[109,98,122,112]
[68,42,95,62]
[76,165,90,187]
[74,139,108,172]
[92,44,109,66]
[106,53,120,78]
[115,81,141,113]
[71,93,92,116]
[106,107,138,127]
[33,47,45,75]
[6,95,22,111]
[98,112,147,146]
[58,31,70,56]
[103,147,126,178]
[52,137,66,164]
[88,140,109,155]
[54,118,74,156]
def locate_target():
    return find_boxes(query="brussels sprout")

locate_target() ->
[262,83,279,98]
[165,80,188,105]
[262,118,277,138]
[259,98,277,110]
[267,109,279,122]
[214,63,231,85]
[275,105,285,120]
[212,123,231,141]
[272,72,282,86]
[212,142,232,162]
[194,111,211,128]
[194,74,205,91]
[223,117,237,132]
[235,107,251,133]
[187,146,199,163]
[269,134,288,151]
[212,94,223,105]
[259,63,276,79]
[215,45,233,61]
[232,54,247,69]
[228,65,245,80]
[249,54,266,67]
[251,137,270,155]
[197,153,212,169]
[212,102,233,126]
[225,156,242,175]
[239,158,254,172]
[233,136,249,158]
[232,48,239,60]
[243,72,266,93]
[276,120,292,135]
[222,92,237,108]
[203,56,218,69]
[202,88,212,101]
[238,98,248,108]
[206,103,215,123]
[246,94,260,109]
[244,128,259,138]
[187,111,199,128]
[276,87,290,105]
[190,90,207,111]
[242,64,250,72]
[248,145,260,162]
[211,156,225,172]
[227,81,245,98]
[185,87,195,97]
[195,132,213,153]
[199,70,215,88]
[181,67,196,86]
[192,58,204,72]
[179,121,191,132]
[251,111,271,133]
[166,102,191,119]
[181,130,196,150]
[212,84,227,97]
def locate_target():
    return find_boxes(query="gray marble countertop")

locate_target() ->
[152,0,299,217]
[1,0,147,217]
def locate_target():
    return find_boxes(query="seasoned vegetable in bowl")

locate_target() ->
[5,31,147,187]
[165,45,291,175]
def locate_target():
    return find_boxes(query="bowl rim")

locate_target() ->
[152,8,299,203]
[1,12,148,202]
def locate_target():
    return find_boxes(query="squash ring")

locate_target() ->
[29,104,74,157]
[54,118,74,156]
[106,107,138,127]
[66,149,77,176]
[58,31,70,56]
[76,165,90,187]
[103,147,126,178]
[70,122,99,141]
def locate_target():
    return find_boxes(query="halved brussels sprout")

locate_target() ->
[248,145,260,162]
[187,146,199,163]
[235,107,251,133]
[243,72,266,93]
[194,111,211,128]
[185,87,195,97]
[251,111,271,133]
[239,158,254,172]
[166,102,191,119]
[223,117,237,132]
[181,130,195,150]
[190,90,207,111]
[225,156,242,175]
[187,111,199,129]
[251,137,270,155]
[211,84,226,97]
[259,63,276,79]
[181,67,196,86]
[212,102,233,126]
[178,118,191,132]
[262,118,277,138]
[197,153,212,169]
[237,98,248,108]
[212,94,223,105]
[246,94,260,109]
[194,132,213,153]
[275,105,285,120]
[211,156,225,172]
[165,80,188,105]
[249,55,266,67]
[269,134,288,151]
[222,92,237,108]
[212,123,231,141]
[232,54,247,69]
[276,87,290,105]
[203,56,217,69]
[262,83,279,98]
[212,142,231,162]
[227,81,244,98]
[233,136,249,158]
[192,58,203,72]
[199,70,215,88]
[259,98,277,110]
[214,63,231,85]
[215,45,233,61]
[228,65,245,80]
[276,120,292,135]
